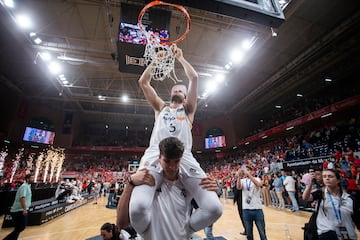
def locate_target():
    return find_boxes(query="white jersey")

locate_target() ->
[141,178,192,240]
[140,105,204,178]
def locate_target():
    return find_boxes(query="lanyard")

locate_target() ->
[246,179,251,191]
[327,192,341,222]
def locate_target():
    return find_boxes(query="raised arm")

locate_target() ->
[236,169,243,190]
[138,64,165,115]
[173,47,198,119]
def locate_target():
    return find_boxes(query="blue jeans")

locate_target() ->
[287,191,299,211]
[107,192,115,206]
[204,224,214,239]
[243,209,267,240]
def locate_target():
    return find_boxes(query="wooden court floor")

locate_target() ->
[0,196,359,240]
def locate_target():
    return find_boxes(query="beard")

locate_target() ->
[171,94,183,104]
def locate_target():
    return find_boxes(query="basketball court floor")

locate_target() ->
[0,196,326,240]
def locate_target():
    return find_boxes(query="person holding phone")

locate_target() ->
[236,165,268,240]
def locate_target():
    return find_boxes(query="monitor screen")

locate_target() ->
[119,3,171,45]
[205,136,226,149]
[23,127,55,145]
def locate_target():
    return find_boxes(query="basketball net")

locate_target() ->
[138,1,191,83]
[143,37,180,83]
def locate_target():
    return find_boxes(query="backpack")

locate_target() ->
[303,198,321,240]
[349,195,360,230]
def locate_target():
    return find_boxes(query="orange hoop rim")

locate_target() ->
[138,1,191,46]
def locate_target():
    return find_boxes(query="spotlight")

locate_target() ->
[34,37,42,44]
[271,27,278,37]
[16,14,32,29]
[4,0,14,8]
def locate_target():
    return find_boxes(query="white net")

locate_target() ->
[143,37,180,83]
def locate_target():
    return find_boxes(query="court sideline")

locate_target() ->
[0,196,321,240]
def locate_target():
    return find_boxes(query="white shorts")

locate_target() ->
[139,147,205,178]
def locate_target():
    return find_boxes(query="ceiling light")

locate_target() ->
[198,72,212,77]
[286,126,294,131]
[48,61,61,74]
[40,52,51,61]
[262,135,268,139]
[279,0,286,4]
[201,91,209,98]
[16,14,32,29]
[321,112,332,118]
[98,95,105,101]
[59,74,66,80]
[296,93,303,97]
[62,80,69,85]
[242,39,252,50]
[122,95,129,102]
[275,105,282,109]
[245,142,250,145]
[230,50,244,64]
[29,32,36,37]
[34,37,42,44]
[4,0,14,8]
[324,78,332,82]
[214,74,225,83]
[271,27,278,37]
[225,63,231,70]
[206,80,218,93]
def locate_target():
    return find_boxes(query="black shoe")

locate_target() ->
[240,232,247,235]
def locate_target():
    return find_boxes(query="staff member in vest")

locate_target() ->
[4,173,34,240]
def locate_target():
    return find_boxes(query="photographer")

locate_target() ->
[236,165,268,240]
[302,168,323,203]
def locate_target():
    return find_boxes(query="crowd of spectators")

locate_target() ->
[1,113,360,215]
[247,87,359,137]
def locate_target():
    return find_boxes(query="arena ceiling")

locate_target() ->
[0,0,360,130]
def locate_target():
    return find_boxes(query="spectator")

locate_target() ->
[3,174,34,240]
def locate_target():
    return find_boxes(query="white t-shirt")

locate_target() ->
[141,178,192,240]
[283,176,296,192]
[241,177,262,210]
[316,189,357,239]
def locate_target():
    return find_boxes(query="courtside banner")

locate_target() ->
[281,156,333,171]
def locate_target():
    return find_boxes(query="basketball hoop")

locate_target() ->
[138,1,191,46]
[138,1,191,82]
